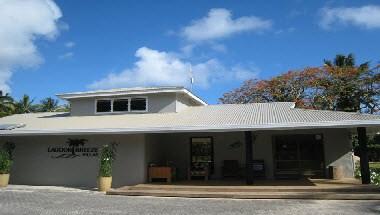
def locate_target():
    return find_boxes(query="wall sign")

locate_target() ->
[48,139,98,159]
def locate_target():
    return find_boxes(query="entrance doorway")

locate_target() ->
[190,137,214,177]
[273,134,325,179]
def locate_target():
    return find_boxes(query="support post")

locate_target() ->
[357,127,370,184]
[245,131,254,185]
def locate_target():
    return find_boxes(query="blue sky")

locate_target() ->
[2,0,380,104]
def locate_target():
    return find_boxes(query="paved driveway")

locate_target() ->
[0,186,380,215]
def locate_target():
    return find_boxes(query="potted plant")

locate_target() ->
[98,143,117,192]
[0,142,15,187]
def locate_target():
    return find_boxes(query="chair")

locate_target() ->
[253,159,265,178]
[222,160,240,178]
[188,162,209,180]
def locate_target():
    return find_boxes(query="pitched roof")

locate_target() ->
[1,102,380,135]
[56,86,207,106]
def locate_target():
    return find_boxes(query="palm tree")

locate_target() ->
[324,53,369,70]
[54,103,70,112]
[0,93,15,117]
[40,97,59,112]
[15,94,34,114]
[323,53,369,112]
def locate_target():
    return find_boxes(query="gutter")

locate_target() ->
[1,120,380,136]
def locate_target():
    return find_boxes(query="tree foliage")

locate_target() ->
[220,54,380,113]
[0,93,15,117]
[15,94,35,114]
[40,97,59,112]
[0,94,68,117]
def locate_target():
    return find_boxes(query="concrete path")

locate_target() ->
[1,185,380,215]
[107,180,380,200]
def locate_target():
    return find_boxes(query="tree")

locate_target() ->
[40,97,59,112]
[220,68,318,107]
[15,94,35,114]
[317,54,371,112]
[0,93,15,117]
[54,103,70,112]
[220,54,380,113]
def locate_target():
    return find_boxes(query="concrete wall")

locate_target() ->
[0,134,146,188]
[0,128,354,188]
[176,93,200,112]
[69,93,177,116]
[323,129,354,177]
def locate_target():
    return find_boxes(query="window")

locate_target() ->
[130,98,147,111]
[96,100,111,113]
[113,99,129,112]
[95,97,148,114]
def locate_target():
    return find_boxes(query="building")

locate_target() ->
[0,86,378,188]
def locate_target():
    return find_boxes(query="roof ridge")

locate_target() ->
[292,107,379,116]
[187,102,295,108]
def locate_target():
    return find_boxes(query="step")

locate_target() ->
[107,189,380,200]
[127,184,380,193]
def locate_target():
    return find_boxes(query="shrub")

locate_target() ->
[99,143,117,177]
[371,169,380,186]
[0,150,12,174]
[354,162,380,186]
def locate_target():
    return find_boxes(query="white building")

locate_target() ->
[0,86,378,187]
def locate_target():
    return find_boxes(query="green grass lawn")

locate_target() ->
[369,162,380,169]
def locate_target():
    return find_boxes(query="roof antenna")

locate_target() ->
[189,65,194,92]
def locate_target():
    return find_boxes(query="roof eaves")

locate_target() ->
[56,87,185,100]
[2,120,380,136]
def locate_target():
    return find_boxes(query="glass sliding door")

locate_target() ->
[273,134,325,179]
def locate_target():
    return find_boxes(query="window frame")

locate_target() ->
[130,96,148,113]
[94,99,113,114]
[190,136,214,174]
[112,98,130,113]
[94,96,148,114]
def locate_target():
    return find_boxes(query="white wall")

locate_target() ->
[323,129,354,177]
[0,134,146,188]
[0,128,354,188]
[176,93,201,112]
[69,93,177,116]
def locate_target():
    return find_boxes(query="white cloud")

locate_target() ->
[319,5,380,29]
[58,52,74,60]
[181,8,272,42]
[65,41,75,48]
[89,47,257,90]
[210,43,227,53]
[0,0,62,93]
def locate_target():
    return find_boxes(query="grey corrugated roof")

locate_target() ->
[0,102,380,135]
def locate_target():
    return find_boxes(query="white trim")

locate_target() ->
[57,87,207,106]
[94,96,148,114]
[2,120,380,136]
[94,98,113,114]
[181,88,207,106]
[95,97,130,114]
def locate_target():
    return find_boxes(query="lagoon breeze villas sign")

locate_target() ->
[48,138,98,158]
